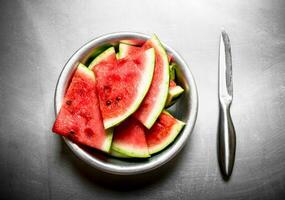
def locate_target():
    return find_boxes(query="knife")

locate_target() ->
[218,30,236,179]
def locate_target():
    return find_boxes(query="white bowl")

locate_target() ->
[54,32,198,175]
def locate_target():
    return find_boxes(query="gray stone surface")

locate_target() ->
[0,0,285,199]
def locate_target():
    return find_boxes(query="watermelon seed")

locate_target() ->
[68,131,75,134]
[106,100,112,106]
[116,96,121,101]
[67,131,75,138]
[134,58,141,65]
[103,86,111,94]
[66,100,72,105]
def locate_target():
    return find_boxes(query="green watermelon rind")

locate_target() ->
[112,143,150,158]
[165,85,184,107]
[115,52,120,59]
[103,48,156,129]
[81,44,113,66]
[169,63,177,81]
[118,43,131,59]
[77,63,95,79]
[88,47,115,70]
[109,148,131,158]
[143,35,170,129]
[101,128,114,152]
[148,112,185,154]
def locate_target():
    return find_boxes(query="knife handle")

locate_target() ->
[218,102,236,179]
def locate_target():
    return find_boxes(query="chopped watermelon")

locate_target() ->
[166,79,184,108]
[134,35,169,128]
[119,41,173,63]
[112,117,150,158]
[119,35,170,129]
[146,111,185,154]
[89,47,117,71]
[53,34,187,158]
[89,47,155,129]
[118,43,142,59]
[52,64,113,152]
[165,85,184,107]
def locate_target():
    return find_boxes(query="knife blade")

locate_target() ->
[218,30,236,179]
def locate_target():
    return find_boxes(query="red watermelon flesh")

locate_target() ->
[167,54,173,63]
[112,117,149,158]
[52,64,112,152]
[90,47,155,129]
[169,80,177,88]
[146,111,185,154]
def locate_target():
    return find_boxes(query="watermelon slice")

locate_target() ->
[112,117,150,158]
[118,43,142,59]
[81,44,113,66]
[165,84,184,107]
[146,111,185,154]
[165,80,184,107]
[52,64,113,152]
[119,35,170,129]
[134,35,169,128]
[89,47,155,129]
[89,47,117,71]
[119,42,173,63]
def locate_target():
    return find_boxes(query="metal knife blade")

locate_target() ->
[219,30,233,102]
[218,30,236,180]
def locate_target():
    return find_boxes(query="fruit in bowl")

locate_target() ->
[53,32,198,174]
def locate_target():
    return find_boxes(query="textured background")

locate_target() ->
[1,0,285,199]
